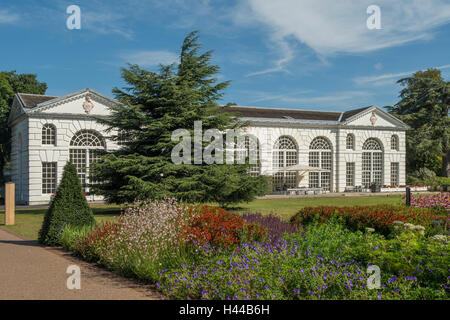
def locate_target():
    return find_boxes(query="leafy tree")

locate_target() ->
[387,69,450,176]
[0,71,47,183]
[39,162,95,246]
[91,31,269,205]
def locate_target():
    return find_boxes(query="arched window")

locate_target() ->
[272,136,298,191]
[236,135,261,176]
[362,138,383,188]
[309,137,332,191]
[42,124,56,145]
[69,130,106,191]
[391,135,399,151]
[346,134,355,150]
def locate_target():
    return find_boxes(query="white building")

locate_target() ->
[8,88,409,205]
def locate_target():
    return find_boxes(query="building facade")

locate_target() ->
[221,106,409,194]
[8,89,409,205]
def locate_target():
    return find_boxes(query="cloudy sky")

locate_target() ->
[1,0,449,111]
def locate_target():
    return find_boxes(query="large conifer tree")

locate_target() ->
[91,31,269,205]
[387,69,449,176]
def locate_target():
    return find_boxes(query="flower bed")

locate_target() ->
[181,206,266,249]
[409,192,450,211]
[60,199,450,300]
[241,213,299,244]
[289,205,448,237]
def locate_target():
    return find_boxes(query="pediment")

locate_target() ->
[28,89,120,117]
[8,96,25,124]
[342,107,408,129]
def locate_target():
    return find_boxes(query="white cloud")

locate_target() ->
[83,10,134,39]
[239,0,450,56]
[354,64,450,86]
[243,89,373,109]
[374,63,383,71]
[120,50,179,67]
[0,9,19,24]
[246,37,295,76]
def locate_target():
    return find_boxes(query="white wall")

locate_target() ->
[10,118,29,204]
[25,117,119,205]
[245,124,406,192]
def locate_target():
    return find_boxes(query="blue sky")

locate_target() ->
[1,0,449,112]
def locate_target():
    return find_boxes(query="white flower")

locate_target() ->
[431,235,448,243]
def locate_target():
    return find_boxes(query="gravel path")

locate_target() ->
[0,227,165,300]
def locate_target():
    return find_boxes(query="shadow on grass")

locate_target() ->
[92,208,121,215]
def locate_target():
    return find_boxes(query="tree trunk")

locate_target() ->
[444,148,450,177]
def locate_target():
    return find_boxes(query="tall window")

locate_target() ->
[236,135,261,176]
[391,162,399,186]
[309,137,332,190]
[346,134,355,150]
[42,124,56,145]
[391,135,399,151]
[346,162,355,187]
[362,138,383,188]
[42,162,57,194]
[272,136,298,191]
[69,130,105,191]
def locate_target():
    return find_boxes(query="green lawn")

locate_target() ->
[1,195,405,240]
[0,205,121,240]
[232,194,405,219]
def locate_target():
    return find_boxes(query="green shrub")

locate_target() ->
[60,224,95,251]
[290,205,447,237]
[157,221,449,300]
[38,162,95,246]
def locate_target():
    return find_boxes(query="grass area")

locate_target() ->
[233,194,405,219]
[0,205,121,240]
[0,195,405,240]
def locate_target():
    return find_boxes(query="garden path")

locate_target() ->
[0,227,164,300]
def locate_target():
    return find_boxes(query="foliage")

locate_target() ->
[38,162,95,246]
[157,227,448,300]
[59,199,450,300]
[60,224,95,251]
[90,31,269,205]
[409,192,449,210]
[289,205,448,237]
[387,68,449,176]
[0,71,47,183]
[73,198,194,280]
[241,212,299,244]
[74,221,122,262]
[182,206,266,249]
[407,168,450,190]
[406,167,437,185]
